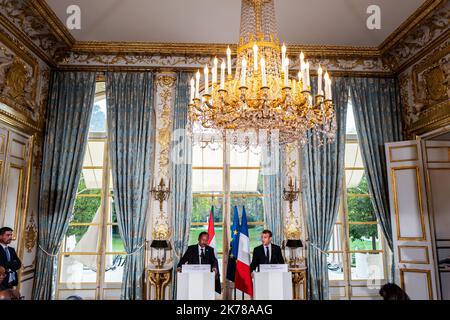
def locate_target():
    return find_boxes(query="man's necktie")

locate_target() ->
[4,247,15,283]
[265,246,269,264]
[5,247,11,261]
[200,248,205,264]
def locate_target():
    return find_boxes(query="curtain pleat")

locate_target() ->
[348,77,402,253]
[302,77,348,300]
[32,71,96,300]
[262,143,284,246]
[170,72,193,299]
[106,72,156,300]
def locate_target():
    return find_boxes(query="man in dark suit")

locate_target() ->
[250,229,284,272]
[0,227,21,290]
[177,232,221,293]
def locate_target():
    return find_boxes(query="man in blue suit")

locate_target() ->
[0,227,21,289]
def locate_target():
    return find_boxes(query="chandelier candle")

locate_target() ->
[204,65,209,95]
[281,43,286,66]
[195,70,200,99]
[253,43,258,71]
[284,57,289,87]
[190,77,195,103]
[318,65,323,96]
[220,61,225,90]
[227,46,232,77]
[305,61,310,88]
[213,57,218,84]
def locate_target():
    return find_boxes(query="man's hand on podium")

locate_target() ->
[176,267,182,273]
[212,267,218,278]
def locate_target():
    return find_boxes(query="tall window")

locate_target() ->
[327,101,387,299]
[57,89,126,300]
[190,139,265,280]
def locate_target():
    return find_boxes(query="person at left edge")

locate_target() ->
[0,227,22,290]
[177,231,221,294]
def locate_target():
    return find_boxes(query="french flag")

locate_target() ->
[235,206,253,297]
[207,206,216,257]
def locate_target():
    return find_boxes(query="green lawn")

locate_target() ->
[189,226,264,255]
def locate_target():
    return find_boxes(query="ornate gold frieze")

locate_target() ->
[0,0,67,62]
[24,210,37,253]
[382,0,449,72]
[155,75,176,178]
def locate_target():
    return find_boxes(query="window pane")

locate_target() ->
[346,172,370,194]
[89,99,107,133]
[230,147,261,167]
[189,225,223,254]
[106,225,125,253]
[347,195,376,222]
[328,224,343,252]
[345,169,365,188]
[230,169,260,192]
[58,289,97,300]
[327,253,345,280]
[64,225,99,253]
[345,143,364,168]
[72,196,101,223]
[104,254,126,283]
[230,197,264,222]
[349,224,382,251]
[108,196,118,224]
[81,169,104,190]
[83,141,105,167]
[350,252,384,280]
[59,254,98,283]
[192,169,223,192]
[193,144,223,167]
[192,197,223,223]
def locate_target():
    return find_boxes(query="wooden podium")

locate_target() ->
[176,265,215,300]
[253,264,293,300]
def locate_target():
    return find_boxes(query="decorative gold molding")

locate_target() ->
[29,0,76,48]
[409,101,450,136]
[391,166,427,241]
[24,210,37,253]
[379,0,446,55]
[399,268,433,300]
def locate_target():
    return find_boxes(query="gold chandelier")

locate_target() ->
[188,0,336,145]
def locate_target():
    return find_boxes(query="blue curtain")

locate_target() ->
[106,72,156,300]
[32,71,96,300]
[262,143,284,246]
[302,77,348,300]
[348,78,402,252]
[170,72,193,299]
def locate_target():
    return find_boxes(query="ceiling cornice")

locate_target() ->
[29,0,76,48]
[379,0,446,55]
[71,41,381,58]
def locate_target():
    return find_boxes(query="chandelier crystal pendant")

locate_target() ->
[188,0,336,145]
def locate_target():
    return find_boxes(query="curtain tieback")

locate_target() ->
[307,241,329,256]
[38,245,59,257]
[125,243,146,256]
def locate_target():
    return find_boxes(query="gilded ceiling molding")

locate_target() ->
[29,0,76,48]
[0,0,67,65]
[382,0,449,73]
[70,41,380,58]
[379,0,446,55]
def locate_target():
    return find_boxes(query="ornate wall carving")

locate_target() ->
[0,0,67,62]
[399,35,449,137]
[383,1,450,72]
